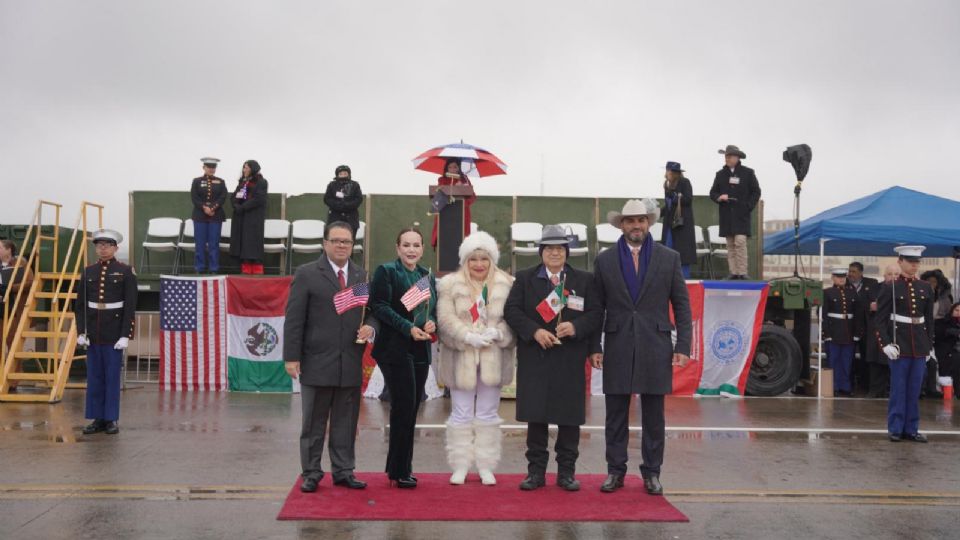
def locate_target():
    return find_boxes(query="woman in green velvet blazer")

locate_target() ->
[369,227,437,488]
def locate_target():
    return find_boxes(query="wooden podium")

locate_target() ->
[430,184,475,273]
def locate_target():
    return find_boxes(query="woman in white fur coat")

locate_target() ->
[436,231,515,486]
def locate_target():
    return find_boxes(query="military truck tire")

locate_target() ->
[746,324,802,396]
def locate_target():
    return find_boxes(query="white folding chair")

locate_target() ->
[595,223,621,253]
[470,222,479,235]
[510,222,542,272]
[140,217,183,274]
[695,226,714,278]
[176,219,196,274]
[288,219,325,273]
[707,225,729,276]
[219,219,232,252]
[263,219,291,275]
[352,221,366,258]
[649,222,663,244]
[557,222,589,261]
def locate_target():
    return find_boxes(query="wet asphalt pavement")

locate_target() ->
[1,388,958,539]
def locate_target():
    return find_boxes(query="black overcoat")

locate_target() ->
[229,176,268,260]
[591,242,692,395]
[503,264,601,426]
[661,176,697,265]
[708,164,761,237]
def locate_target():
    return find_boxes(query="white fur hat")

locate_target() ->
[458,231,500,266]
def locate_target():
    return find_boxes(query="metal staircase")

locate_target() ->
[0,201,104,402]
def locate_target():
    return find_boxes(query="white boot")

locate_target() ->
[446,422,474,485]
[474,418,503,486]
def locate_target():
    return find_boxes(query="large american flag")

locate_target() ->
[333,282,369,314]
[400,275,432,311]
[159,276,227,391]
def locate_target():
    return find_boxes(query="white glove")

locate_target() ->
[76,334,89,347]
[853,337,860,342]
[464,332,492,349]
[114,337,129,350]
[481,327,502,342]
[929,349,937,361]
[882,344,900,360]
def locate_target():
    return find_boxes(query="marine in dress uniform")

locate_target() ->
[75,230,138,435]
[823,268,862,396]
[874,246,934,443]
[191,157,228,273]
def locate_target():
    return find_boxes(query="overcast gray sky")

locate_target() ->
[2,0,958,231]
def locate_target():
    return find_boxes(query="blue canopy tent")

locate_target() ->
[764,186,960,397]
[765,186,960,257]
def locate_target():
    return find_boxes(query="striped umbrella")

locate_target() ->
[412,142,508,178]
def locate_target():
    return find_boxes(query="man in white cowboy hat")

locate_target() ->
[590,199,692,495]
[709,145,761,279]
[875,245,934,442]
[75,229,138,435]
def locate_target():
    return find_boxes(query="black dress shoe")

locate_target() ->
[557,475,580,491]
[519,474,546,491]
[600,474,625,493]
[104,421,119,435]
[334,475,367,489]
[389,476,417,489]
[300,475,321,493]
[888,433,902,442]
[903,433,928,443]
[82,420,105,434]
[644,475,663,496]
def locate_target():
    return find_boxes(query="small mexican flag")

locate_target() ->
[226,276,298,393]
[536,282,567,322]
[469,284,488,324]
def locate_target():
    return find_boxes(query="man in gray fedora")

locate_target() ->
[590,199,693,495]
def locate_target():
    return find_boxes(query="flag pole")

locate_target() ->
[355,304,368,344]
[554,273,566,345]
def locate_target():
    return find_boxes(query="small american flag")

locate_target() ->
[159,276,227,391]
[333,282,369,314]
[400,275,432,311]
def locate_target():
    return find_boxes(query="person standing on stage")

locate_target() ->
[709,145,761,280]
[504,224,601,492]
[875,245,934,443]
[661,161,697,279]
[590,199,693,496]
[369,227,437,489]
[823,267,862,397]
[190,157,228,274]
[230,160,269,274]
[867,264,900,398]
[284,221,378,493]
[75,229,137,435]
[847,261,879,394]
[430,159,476,248]
[323,165,363,235]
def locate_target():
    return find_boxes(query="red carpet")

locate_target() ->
[277,473,688,522]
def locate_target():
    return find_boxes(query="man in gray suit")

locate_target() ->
[591,199,693,495]
[284,221,378,492]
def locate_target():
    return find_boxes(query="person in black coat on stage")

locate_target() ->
[230,160,268,274]
[661,161,696,279]
[323,165,363,234]
[369,227,437,489]
[504,224,602,492]
[709,145,761,279]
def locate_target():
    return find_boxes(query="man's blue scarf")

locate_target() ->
[618,232,653,303]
